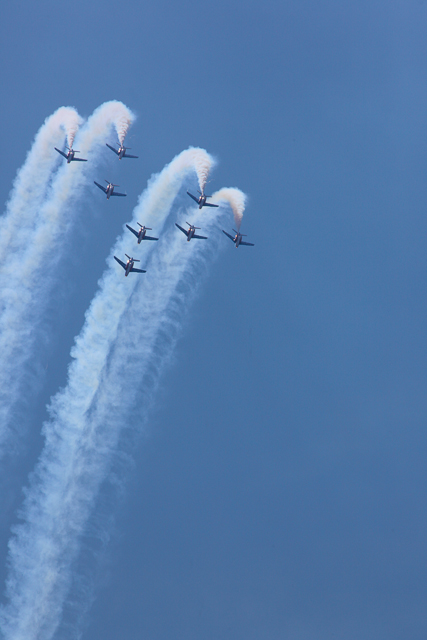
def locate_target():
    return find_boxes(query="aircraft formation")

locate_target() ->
[54,140,254,276]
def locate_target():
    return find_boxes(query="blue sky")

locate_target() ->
[0,1,426,639]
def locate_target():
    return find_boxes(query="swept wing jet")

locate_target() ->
[54,146,87,163]
[176,221,208,241]
[223,229,254,248]
[126,223,158,244]
[94,180,127,199]
[114,254,146,276]
[106,142,138,160]
[187,189,219,209]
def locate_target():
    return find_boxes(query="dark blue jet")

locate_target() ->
[106,143,138,160]
[55,146,87,163]
[94,180,127,200]
[176,221,208,241]
[187,189,219,209]
[223,229,254,248]
[114,254,146,277]
[126,223,158,244]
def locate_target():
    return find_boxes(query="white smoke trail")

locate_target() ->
[0,107,83,262]
[106,100,135,145]
[190,146,215,193]
[212,187,247,229]
[0,101,135,458]
[0,148,218,640]
[75,100,135,155]
[65,116,80,150]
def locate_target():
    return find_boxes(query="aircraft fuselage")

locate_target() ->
[125,260,133,276]
[187,227,196,241]
[118,146,125,159]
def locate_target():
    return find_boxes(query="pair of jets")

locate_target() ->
[92,143,139,198]
[176,222,254,247]
[114,223,159,276]
[54,142,138,164]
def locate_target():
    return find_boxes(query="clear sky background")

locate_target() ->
[0,1,426,639]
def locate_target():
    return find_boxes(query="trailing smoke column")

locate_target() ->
[63,108,81,150]
[211,187,247,229]
[113,106,134,145]
[0,106,83,262]
[76,100,135,156]
[189,146,214,193]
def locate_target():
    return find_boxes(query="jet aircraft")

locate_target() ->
[126,223,158,244]
[114,254,146,276]
[187,189,219,209]
[54,146,87,163]
[94,180,127,199]
[176,222,208,241]
[106,143,138,159]
[222,229,254,248]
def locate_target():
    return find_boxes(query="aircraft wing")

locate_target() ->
[131,267,146,273]
[222,230,235,242]
[94,181,107,194]
[240,241,254,246]
[124,152,138,158]
[71,157,87,162]
[114,256,126,270]
[106,143,119,156]
[143,235,158,241]
[187,191,199,204]
[193,234,208,240]
[175,223,188,236]
[203,202,219,207]
[111,191,127,197]
[126,224,139,238]
[55,148,68,159]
